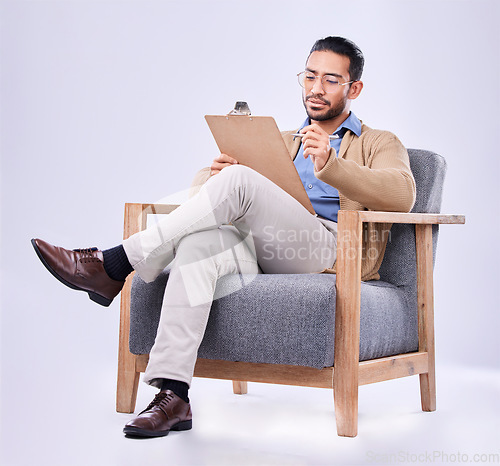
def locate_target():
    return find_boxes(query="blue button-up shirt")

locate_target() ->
[293,112,362,222]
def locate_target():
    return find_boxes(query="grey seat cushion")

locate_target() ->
[130,272,417,368]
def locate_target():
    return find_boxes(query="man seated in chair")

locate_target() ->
[32,36,416,438]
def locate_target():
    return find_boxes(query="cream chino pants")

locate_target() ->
[123,165,338,387]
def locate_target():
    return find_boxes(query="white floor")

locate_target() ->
[1,362,499,466]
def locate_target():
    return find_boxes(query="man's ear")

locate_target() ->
[348,80,363,100]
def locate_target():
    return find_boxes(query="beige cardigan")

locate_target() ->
[191,123,416,280]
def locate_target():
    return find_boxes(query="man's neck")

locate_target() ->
[311,110,351,135]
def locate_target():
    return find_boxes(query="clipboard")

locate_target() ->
[205,114,315,215]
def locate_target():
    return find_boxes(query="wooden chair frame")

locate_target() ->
[116,202,464,437]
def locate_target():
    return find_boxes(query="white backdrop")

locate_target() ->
[1,0,499,462]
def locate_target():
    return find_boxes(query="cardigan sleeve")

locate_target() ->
[315,131,416,212]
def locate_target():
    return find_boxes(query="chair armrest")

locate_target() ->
[123,203,180,240]
[334,210,465,347]
[355,211,465,225]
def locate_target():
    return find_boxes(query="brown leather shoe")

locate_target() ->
[31,238,124,307]
[123,390,192,438]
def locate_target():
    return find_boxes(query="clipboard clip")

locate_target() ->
[228,101,251,116]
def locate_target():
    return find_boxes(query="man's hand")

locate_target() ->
[300,124,331,171]
[210,153,239,176]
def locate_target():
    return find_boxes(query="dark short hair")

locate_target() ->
[309,36,364,82]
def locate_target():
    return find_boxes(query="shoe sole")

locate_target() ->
[123,419,192,438]
[31,239,113,307]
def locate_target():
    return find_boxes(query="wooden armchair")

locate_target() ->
[116,149,464,437]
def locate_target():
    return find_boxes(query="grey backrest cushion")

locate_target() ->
[378,149,447,287]
[377,149,446,324]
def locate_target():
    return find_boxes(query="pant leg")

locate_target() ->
[123,164,337,283]
[143,226,260,388]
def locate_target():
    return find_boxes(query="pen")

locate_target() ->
[292,133,340,140]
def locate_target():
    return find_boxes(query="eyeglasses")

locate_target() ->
[297,71,353,93]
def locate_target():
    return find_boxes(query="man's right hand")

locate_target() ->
[210,153,239,176]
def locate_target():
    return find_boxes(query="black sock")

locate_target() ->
[102,245,133,281]
[161,378,189,403]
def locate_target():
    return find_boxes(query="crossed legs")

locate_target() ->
[123,165,338,388]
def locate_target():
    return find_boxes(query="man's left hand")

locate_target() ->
[300,124,331,171]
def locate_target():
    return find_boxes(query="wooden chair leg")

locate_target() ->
[415,224,436,412]
[232,381,248,394]
[333,382,358,437]
[116,273,140,413]
[117,354,140,413]
[419,371,436,412]
[334,211,362,437]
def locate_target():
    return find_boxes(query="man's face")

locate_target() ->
[302,51,352,122]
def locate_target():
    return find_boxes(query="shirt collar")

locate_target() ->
[300,111,362,138]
